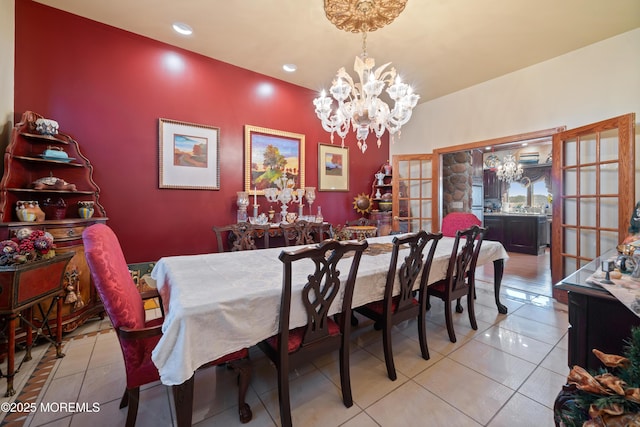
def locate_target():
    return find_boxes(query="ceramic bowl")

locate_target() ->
[378,201,392,211]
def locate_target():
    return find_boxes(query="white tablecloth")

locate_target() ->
[151,235,508,385]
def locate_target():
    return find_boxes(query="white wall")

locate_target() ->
[393,28,640,199]
[0,0,14,147]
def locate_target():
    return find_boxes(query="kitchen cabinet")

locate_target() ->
[483,213,546,255]
[483,170,502,200]
[0,111,107,332]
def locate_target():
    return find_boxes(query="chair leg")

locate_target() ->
[382,323,397,381]
[418,305,430,361]
[467,288,478,331]
[277,364,292,427]
[444,301,457,343]
[228,358,253,424]
[119,388,128,409]
[339,342,354,407]
[455,297,464,313]
[123,387,140,427]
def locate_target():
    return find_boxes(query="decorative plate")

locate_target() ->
[40,155,75,163]
[485,154,499,168]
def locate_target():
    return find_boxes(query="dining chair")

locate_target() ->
[213,221,270,252]
[279,219,317,246]
[354,230,442,380]
[427,225,485,343]
[83,223,252,426]
[441,212,482,237]
[258,239,368,427]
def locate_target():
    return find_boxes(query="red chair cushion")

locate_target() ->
[364,296,418,315]
[267,317,341,353]
[441,213,481,237]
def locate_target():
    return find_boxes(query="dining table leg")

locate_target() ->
[493,259,508,314]
[172,375,194,427]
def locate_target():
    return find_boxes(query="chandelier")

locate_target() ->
[496,154,524,183]
[313,0,419,153]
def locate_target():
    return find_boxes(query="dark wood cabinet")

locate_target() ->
[484,213,546,255]
[483,170,502,200]
[556,250,640,370]
[484,215,504,243]
[0,111,107,332]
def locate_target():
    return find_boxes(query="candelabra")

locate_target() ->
[263,173,304,219]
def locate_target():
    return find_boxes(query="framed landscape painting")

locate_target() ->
[318,143,349,191]
[159,118,220,190]
[244,125,305,193]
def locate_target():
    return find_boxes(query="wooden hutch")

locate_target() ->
[0,111,106,332]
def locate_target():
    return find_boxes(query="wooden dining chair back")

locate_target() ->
[279,220,316,246]
[355,230,442,380]
[427,225,485,343]
[84,223,252,426]
[213,222,270,252]
[258,239,368,427]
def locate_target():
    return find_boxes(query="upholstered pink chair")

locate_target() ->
[441,212,482,237]
[83,224,251,426]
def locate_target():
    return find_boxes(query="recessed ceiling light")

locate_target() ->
[522,142,528,147]
[172,22,193,36]
[283,64,297,73]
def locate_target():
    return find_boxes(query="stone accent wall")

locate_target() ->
[442,151,472,217]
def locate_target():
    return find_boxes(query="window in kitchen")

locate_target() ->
[506,177,550,212]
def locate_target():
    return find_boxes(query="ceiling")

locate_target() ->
[34,0,640,103]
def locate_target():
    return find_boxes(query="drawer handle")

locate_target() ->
[67,229,75,237]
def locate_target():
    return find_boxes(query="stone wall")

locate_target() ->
[442,151,472,217]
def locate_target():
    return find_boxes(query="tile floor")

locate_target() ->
[0,271,569,427]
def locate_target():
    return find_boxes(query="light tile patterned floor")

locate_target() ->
[0,275,568,427]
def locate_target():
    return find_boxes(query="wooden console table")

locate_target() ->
[555,248,640,370]
[0,252,73,396]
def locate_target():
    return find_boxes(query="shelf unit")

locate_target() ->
[369,162,393,235]
[0,111,107,332]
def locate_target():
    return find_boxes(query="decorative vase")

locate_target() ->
[383,161,392,175]
[78,201,95,219]
[375,172,385,186]
[15,200,45,222]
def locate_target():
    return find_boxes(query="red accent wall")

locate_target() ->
[14,1,388,262]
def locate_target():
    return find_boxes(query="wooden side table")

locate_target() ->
[0,252,73,396]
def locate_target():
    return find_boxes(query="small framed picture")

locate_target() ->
[159,118,220,190]
[318,143,349,191]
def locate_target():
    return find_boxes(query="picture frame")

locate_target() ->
[159,118,220,190]
[318,143,349,191]
[244,125,305,193]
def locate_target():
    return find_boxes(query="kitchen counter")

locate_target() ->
[484,213,547,255]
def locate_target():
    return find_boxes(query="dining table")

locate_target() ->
[150,234,508,426]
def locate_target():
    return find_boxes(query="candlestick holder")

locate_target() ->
[237,191,249,223]
[601,260,614,284]
[253,204,259,219]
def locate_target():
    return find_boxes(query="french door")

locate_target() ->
[392,155,434,233]
[551,113,636,303]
